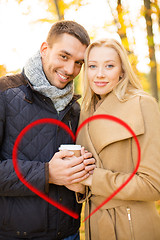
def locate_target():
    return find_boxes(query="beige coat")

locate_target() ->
[76,92,160,240]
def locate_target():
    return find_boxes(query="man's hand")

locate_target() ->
[49,150,89,185]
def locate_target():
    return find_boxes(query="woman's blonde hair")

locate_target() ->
[81,38,147,111]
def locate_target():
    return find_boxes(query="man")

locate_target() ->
[0,20,94,240]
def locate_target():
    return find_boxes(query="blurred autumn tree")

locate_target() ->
[106,0,160,101]
[107,0,130,51]
[116,0,130,52]
[106,0,143,88]
[0,65,7,77]
[143,0,158,100]
[32,0,85,23]
[106,0,147,90]
[154,0,160,28]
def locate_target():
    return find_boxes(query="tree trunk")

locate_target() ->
[144,0,158,101]
[117,0,130,52]
[54,0,64,20]
[154,0,160,28]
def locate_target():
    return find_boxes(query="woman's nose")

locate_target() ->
[97,68,105,78]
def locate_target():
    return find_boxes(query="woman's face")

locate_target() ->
[87,46,123,97]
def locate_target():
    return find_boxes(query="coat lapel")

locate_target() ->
[88,92,144,154]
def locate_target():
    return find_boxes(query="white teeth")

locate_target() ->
[58,73,67,80]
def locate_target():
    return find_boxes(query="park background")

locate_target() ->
[0,0,160,239]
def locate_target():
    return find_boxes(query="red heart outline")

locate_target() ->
[12,115,141,221]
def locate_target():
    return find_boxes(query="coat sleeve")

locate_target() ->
[91,96,160,201]
[0,92,48,197]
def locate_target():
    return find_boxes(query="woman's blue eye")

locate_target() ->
[89,65,96,68]
[106,64,114,68]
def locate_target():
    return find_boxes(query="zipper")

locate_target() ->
[127,207,135,240]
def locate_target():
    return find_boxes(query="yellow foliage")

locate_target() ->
[157,64,160,89]
[43,0,85,20]
[0,65,7,77]
[139,74,150,92]
[149,60,156,68]
[46,0,57,15]
[16,0,23,3]
[155,201,160,215]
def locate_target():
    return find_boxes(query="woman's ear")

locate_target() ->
[119,73,124,80]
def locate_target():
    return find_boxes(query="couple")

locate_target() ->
[0,20,160,240]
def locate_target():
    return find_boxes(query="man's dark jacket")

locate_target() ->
[0,73,81,239]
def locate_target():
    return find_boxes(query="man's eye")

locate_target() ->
[61,55,68,60]
[76,62,83,66]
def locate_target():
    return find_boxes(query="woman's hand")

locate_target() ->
[64,147,95,190]
[81,147,96,174]
[81,174,93,186]
[65,183,85,194]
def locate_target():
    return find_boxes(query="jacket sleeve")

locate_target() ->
[0,159,48,196]
[91,96,160,201]
[0,92,48,197]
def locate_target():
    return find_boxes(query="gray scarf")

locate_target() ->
[23,51,74,112]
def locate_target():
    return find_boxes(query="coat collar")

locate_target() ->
[81,92,144,154]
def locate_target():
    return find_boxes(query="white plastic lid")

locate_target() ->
[59,144,81,151]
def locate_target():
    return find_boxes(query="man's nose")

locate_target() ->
[64,62,75,76]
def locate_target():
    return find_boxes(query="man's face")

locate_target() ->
[40,33,87,89]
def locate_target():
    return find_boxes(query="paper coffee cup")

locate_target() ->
[59,144,81,157]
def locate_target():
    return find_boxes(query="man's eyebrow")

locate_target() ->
[60,50,72,56]
[60,50,84,63]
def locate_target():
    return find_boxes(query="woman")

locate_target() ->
[76,39,160,240]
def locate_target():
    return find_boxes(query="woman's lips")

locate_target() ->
[94,81,108,87]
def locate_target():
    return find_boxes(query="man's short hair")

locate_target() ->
[46,20,90,47]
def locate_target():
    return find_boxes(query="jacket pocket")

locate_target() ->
[126,202,160,240]
[126,207,135,240]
